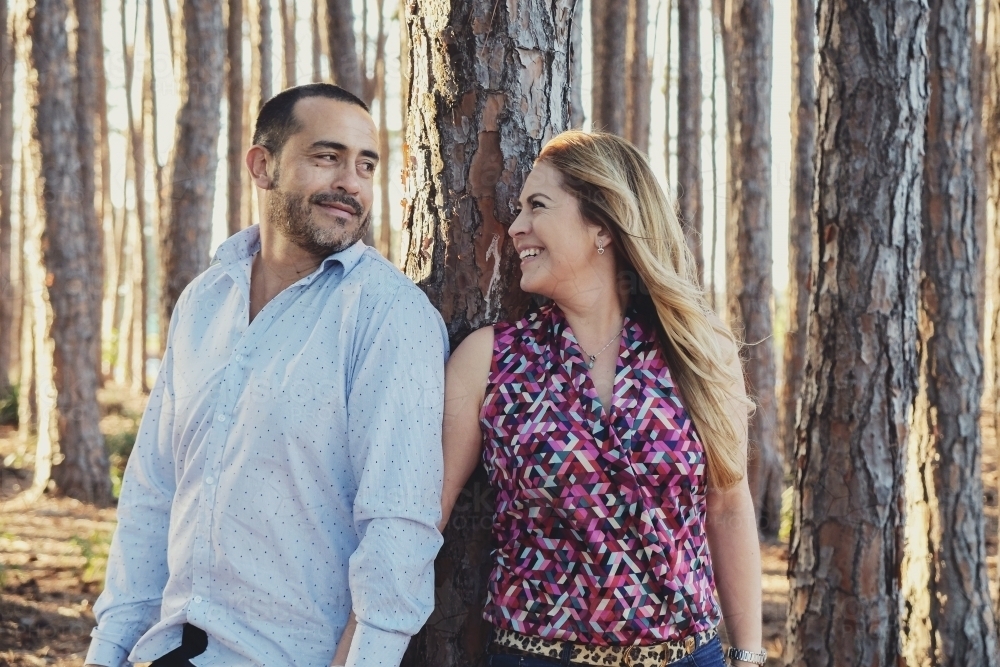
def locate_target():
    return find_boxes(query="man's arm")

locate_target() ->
[343,287,447,667]
[85,306,183,667]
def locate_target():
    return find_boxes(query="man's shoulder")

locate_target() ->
[350,248,434,310]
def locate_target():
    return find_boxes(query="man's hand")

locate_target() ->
[329,611,358,667]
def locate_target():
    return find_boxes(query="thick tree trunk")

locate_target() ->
[900,1,998,663]
[0,0,12,393]
[625,0,650,152]
[784,0,929,664]
[279,0,295,88]
[676,0,702,286]
[227,0,245,237]
[258,0,272,101]
[779,0,815,469]
[722,0,781,538]
[161,0,223,330]
[326,0,362,98]
[399,0,574,663]
[591,0,627,135]
[30,0,111,504]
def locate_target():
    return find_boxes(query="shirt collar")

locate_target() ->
[212,224,368,279]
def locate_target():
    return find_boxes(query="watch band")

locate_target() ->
[726,646,768,665]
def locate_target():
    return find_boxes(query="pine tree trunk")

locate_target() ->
[98,10,116,380]
[779,0,815,469]
[900,0,999,663]
[29,0,110,504]
[591,0,627,135]
[569,0,584,129]
[0,0,12,393]
[398,0,574,663]
[625,0,650,152]
[708,6,719,310]
[326,0,362,98]
[722,0,781,538]
[676,0,702,286]
[279,0,295,88]
[258,0,272,101]
[17,127,37,442]
[227,0,245,237]
[161,0,224,330]
[375,0,391,261]
[785,0,929,664]
[663,0,673,185]
[311,0,322,82]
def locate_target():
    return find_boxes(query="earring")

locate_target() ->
[597,240,605,255]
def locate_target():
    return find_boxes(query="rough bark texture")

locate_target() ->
[590,0,627,135]
[784,0,929,664]
[779,0,815,468]
[279,0,295,88]
[227,0,245,236]
[625,0,650,153]
[676,0,702,286]
[258,0,272,101]
[30,0,111,504]
[900,1,999,663]
[399,0,573,663]
[161,0,223,331]
[326,0,362,98]
[721,0,781,537]
[0,0,12,392]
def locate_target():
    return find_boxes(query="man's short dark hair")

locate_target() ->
[252,83,369,156]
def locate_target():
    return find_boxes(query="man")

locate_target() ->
[85,84,447,667]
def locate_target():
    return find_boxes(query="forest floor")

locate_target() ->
[0,388,996,666]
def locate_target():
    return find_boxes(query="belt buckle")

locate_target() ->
[623,645,639,667]
[684,636,696,654]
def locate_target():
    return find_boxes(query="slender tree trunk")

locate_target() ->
[279,0,295,88]
[0,0,13,394]
[399,0,574,662]
[29,0,111,504]
[258,0,273,101]
[708,6,719,310]
[779,0,815,469]
[375,0,391,261]
[900,0,998,663]
[785,0,929,664]
[625,0,650,152]
[161,0,224,330]
[227,0,245,237]
[311,0,322,82]
[569,0,584,128]
[676,0,702,286]
[326,0,362,98]
[591,0,627,135]
[161,0,176,74]
[17,127,36,442]
[664,0,674,185]
[722,0,781,538]
[98,7,115,380]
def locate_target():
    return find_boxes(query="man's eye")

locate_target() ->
[319,154,337,162]
[361,162,376,173]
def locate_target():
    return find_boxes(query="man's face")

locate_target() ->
[265,97,379,257]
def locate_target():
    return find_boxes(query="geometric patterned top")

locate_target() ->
[480,304,722,645]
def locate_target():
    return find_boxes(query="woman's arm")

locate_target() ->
[704,333,763,665]
[440,326,495,530]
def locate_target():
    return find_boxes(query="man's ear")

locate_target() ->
[246,145,275,190]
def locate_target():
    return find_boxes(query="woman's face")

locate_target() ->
[508,161,609,301]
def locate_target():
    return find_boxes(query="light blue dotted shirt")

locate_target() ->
[86,225,448,667]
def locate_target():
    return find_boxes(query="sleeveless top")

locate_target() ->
[480,304,722,645]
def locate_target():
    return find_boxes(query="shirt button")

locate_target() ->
[235,354,243,363]
[194,596,203,603]
[205,476,214,485]
[217,414,227,422]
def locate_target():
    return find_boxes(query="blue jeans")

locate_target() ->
[486,635,727,667]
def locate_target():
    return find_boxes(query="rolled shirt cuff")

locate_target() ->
[344,620,411,667]
[84,636,131,667]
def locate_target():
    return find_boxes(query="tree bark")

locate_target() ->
[899,0,999,663]
[784,0,929,664]
[0,0,12,394]
[311,0,322,82]
[161,0,224,331]
[258,0,272,101]
[326,0,362,98]
[227,0,245,236]
[398,0,574,663]
[676,0,702,286]
[279,0,296,88]
[779,0,815,469]
[663,0,673,185]
[591,0,627,135]
[98,3,115,380]
[569,0,584,128]
[375,0,391,261]
[708,5,719,310]
[29,0,111,504]
[625,0,650,152]
[721,0,781,538]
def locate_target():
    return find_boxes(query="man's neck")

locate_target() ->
[249,225,326,322]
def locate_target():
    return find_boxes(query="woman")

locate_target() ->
[441,131,764,667]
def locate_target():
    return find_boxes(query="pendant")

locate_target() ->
[587,356,596,369]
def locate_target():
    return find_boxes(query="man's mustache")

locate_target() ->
[309,192,363,217]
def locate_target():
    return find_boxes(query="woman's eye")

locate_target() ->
[531,201,544,209]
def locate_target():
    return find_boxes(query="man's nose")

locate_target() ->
[332,163,362,196]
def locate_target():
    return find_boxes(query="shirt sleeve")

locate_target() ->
[85,301,182,667]
[344,286,448,667]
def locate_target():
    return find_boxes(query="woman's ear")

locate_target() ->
[246,145,275,190]
[596,226,614,249]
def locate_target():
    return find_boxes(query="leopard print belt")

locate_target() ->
[492,626,719,667]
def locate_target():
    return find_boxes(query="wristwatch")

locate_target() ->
[727,646,767,665]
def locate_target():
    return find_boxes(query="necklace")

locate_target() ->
[580,324,625,369]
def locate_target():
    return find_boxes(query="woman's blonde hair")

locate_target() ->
[537,130,751,489]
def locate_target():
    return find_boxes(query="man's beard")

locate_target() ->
[266,185,370,257]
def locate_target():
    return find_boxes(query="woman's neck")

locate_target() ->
[554,286,628,353]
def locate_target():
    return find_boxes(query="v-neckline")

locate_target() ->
[554,308,631,427]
